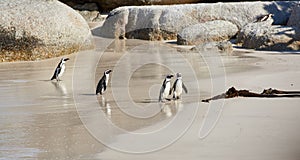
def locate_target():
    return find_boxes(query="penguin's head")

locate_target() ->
[62,58,70,62]
[166,74,174,79]
[104,69,112,75]
[176,73,182,78]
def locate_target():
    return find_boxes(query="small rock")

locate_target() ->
[216,41,233,53]
[77,10,103,22]
[193,41,233,53]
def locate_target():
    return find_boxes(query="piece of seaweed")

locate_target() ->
[202,87,300,103]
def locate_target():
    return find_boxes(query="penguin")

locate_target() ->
[158,74,174,102]
[51,57,70,81]
[96,69,112,95]
[170,73,188,100]
[254,14,273,22]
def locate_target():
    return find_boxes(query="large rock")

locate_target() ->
[177,20,238,45]
[60,0,202,12]
[287,5,300,28]
[96,0,201,11]
[60,0,298,12]
[96,1,297,40]
[0,0,93,62]
[237,21,300,51]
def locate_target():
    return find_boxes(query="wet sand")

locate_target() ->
[1,36,300,159]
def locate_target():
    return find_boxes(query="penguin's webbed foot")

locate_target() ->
[172,96,180,100]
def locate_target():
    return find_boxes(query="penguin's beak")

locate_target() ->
[107,69,112,74]
[65,58,70,61]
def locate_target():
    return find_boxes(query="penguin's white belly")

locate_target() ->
[163,82,171,98]
[105,75,109,86]
[175,81,183,96]
[58,65,65,78]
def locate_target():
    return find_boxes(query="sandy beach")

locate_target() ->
[0,36,300,159]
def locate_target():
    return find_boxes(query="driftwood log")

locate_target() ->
[202,87,300,103]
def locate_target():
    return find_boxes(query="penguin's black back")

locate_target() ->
[51,61,62,80]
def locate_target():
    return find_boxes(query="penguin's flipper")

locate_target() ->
[55,68,61,80]
[51,68,59,80]
[99,84,104,95]
[169,87,173,95]
[183,82,188,94]
[170,79,177,95]
[103,83,107,92]
[96,80,102,94]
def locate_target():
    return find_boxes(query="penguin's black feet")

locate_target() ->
[172,97,180,100]
[96,93,103,96]
[159,98,172,103]
[165,98,172,101]
[119,35,126,39]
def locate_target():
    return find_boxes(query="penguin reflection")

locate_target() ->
[160,101,181,117]
[51,81,67,96]
[100,96,112,118]
[160,103,173,117]
[174,100,183,112]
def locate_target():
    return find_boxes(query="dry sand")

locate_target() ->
[0,36,300,159]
